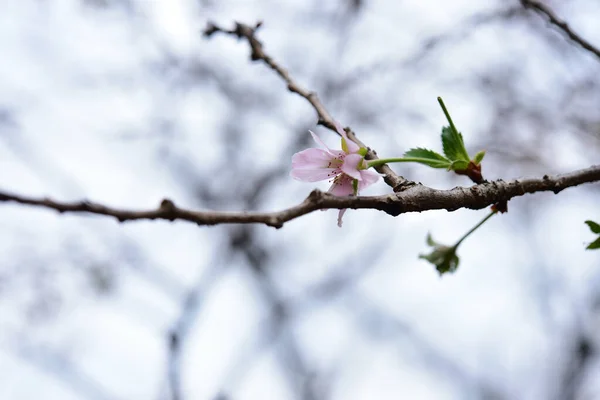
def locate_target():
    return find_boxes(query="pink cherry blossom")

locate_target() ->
[290,123,379,226]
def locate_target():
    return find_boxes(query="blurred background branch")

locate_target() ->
[520,0,600,60]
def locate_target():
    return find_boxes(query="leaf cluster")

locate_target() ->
[403,98,485,183]
[585,220,600,250]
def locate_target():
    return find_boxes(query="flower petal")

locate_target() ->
[290,167,338,182]
[335,122,360,154]
[291,148,333,167]
[358,168,380,190]
[340,154,364,180]
[291,147,342,181]
[337,208,347,227]
[309,130,336,156]
[334,121,346,136]
[328,176,354,196]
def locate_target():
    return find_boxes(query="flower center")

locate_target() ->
[327,155,344,169]
[332,173,352,186]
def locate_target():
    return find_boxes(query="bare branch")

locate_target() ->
[203,21,409,190]
[204,21,334,130]
[520,0,600,61]
[1,165,598,228]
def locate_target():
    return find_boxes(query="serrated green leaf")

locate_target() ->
[405,148,448,161]
[585,220,600,234]
[403,148,452,169]
[587,237,600,250]
[473,150,486,165]
[441,126,469,162]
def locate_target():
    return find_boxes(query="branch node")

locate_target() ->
[269,217,283,229]
[160,198,177,220]
[469,186,481,198]
[553,182,563,194]
[307,189,325,205]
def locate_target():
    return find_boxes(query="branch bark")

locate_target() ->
[2,20,599,229]
[1,165,598,228]
[203,21,410,190]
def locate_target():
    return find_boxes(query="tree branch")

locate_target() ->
[1,165,598,228]
[3,20,598,229]
[520,0,600,61]
[203,21,410,190]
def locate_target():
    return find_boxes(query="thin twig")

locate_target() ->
[520,0,600,61]
[2,165,599,228]
[203,21,410,190]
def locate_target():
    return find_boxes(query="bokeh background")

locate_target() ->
[1,0,600,399]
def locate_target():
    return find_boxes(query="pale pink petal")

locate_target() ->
[337,208,347,227]
[291,148,333,168]
[335,122,360,154]
[328,176,354,196]
[334,121,346,136]
[290,167,338,182]
[340,154,364,180]
[343,135,361,154]
[309,131,336,156]
[358,168,380,190]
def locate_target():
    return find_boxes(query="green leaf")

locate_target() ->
[425,232,437,246]
[473,150,486,165]
[585,220,600,234]
[449,160,469,171]
[419,248,460,275]
[403,148,451,168]
[587,236,600,250]
[441,126,469,162]
[404,148,449,162]
[584,221,600,249]
[420,233,460,275]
